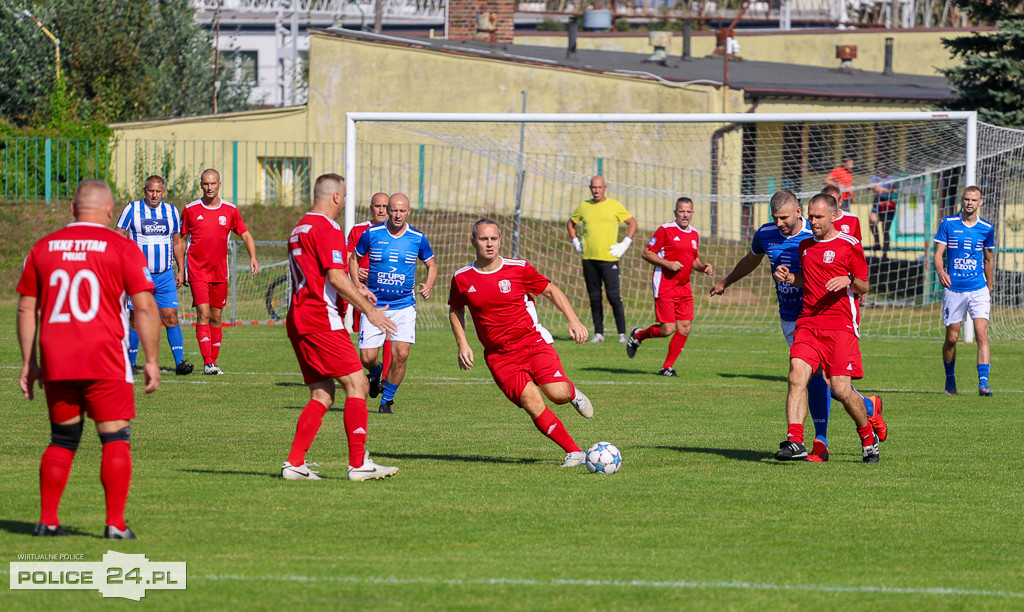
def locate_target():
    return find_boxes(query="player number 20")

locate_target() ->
[48,269,100,323]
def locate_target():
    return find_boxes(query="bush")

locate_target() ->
[536,18,567,31]
[614,17,631,32]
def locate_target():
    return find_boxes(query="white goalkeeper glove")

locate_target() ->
[571,237,583,255]
[608,236,632,259]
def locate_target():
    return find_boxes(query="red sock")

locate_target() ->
[287,399,328,467]
[662,332,688,368]
[343,397,368,468]
[636,324,661,342]
[857,423,875,445]
[100,441,132,531]
[211,326,223,362]
[565,380,576,402]
[196,324,213,365]
[532,408,581,453]
[381,338,393,383]
[787,423,805,445]
[39,445,75,527]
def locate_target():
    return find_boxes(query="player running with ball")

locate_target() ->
[449,219,594,467]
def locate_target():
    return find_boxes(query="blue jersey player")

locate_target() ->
[116,175,193,376]
[710,190,885,461]
[353,192,437,413]
[933,185,995,396]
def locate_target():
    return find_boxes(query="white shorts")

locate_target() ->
[781,319,797,347]
[942,287,990,327]
[358,305,416,348]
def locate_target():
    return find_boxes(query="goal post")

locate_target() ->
[344,111,1024,340]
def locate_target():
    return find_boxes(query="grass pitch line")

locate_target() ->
[196,573,1024,599]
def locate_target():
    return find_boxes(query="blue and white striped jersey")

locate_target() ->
[116,200,182,274]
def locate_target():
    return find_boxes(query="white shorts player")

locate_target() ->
[780,319,797,347]
[942,287,991,327]
[359,305,416,348]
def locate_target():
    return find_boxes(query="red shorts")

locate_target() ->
[190,281,228,308]
[485,342,569,407]
[790,326,863,378]
[45,379,135,423]
[289,330,363,385]
[654,284,693,323]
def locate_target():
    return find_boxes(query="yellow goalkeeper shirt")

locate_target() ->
[570,198,633,261]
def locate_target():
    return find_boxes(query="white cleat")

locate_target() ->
[588,333,605,344]
[618,333,628,344]
[204,363,224,375]
[570,388,594,419]
[281,461,322,480]
[348,451,399,481]
[561,451,586,467]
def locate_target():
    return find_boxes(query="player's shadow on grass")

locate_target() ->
[179,469,281,479]
[275,382,307,388]
[375,452,542,465]
[0,519,97,538]
[717,372,788,383]
[580,366,650,375]
[650,445,773,463]
[281,405,344,412]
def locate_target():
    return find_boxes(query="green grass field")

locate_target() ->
[2,317,1023,609]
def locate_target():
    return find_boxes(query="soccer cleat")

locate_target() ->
[175,360,194,376]
[104,525,137,540]
[626,328,641,359]
[588,333,605,344]
[804,439,830,462]
[561,451,586,467]
[281,461,322,480]
[775,440,808,461]
[618,333,628,344]
[862,433,880,463]
[569,389,594,419]
[379,400,394,414]
[658,367,677,377]
[867,396,887,442]
[979,388,993,397]
[367,368,382,399]
[348,451,399,481]
[203,363,223,375]
[33,523,67,537]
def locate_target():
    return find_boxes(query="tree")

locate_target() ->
[0,0,254,128]
[939,2,1024,128]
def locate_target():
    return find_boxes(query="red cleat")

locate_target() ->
[805,439,830,462]
[868,396,887,442]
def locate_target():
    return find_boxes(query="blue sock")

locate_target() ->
[128,329,139,366]
[166,325,185,364]
[381,381,399,403]
[369,363,383,379]
[857,388,874,418]
[807,373,831,447]
[978,363,990,389]
[944,360,956,388]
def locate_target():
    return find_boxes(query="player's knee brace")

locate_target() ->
[51,421,84,452]
[98,427,131,446]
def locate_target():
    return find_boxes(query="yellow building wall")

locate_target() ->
[516,28,982,77]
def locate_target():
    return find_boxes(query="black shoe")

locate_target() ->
[862,433,880,464]
[131,364,141,376]
[379,400,394,414]
[658,367,677,377]
[105,525,137,540]
[626,328,641,359]
[775,440,808,461]
[175,360,194,375]
[367,368,383,399]
[33,523,68,537]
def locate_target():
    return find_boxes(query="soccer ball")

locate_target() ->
[585,442,622,474]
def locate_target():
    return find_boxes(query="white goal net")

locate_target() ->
[339,112,1024,340]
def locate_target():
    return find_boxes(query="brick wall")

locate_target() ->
[448,0,514,43]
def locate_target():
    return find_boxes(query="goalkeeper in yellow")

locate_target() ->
[566,175,637,344]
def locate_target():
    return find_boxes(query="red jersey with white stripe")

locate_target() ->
[646,223,700,297]
[448,258,551,354]
[346,221,374,268]
[796,233,868,335]
[835,211,862,242]
[17,223,154,382]
[286,213,349,336]
[181,199,249,282]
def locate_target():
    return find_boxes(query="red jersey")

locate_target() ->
[17,223,154,382]
[646,223,700,297]
[448,258,551,354]
[181,199,249,282]
[346,221,374,269]
[796,233,868,335]
[286,213,349,336]
[836,211,862,242]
